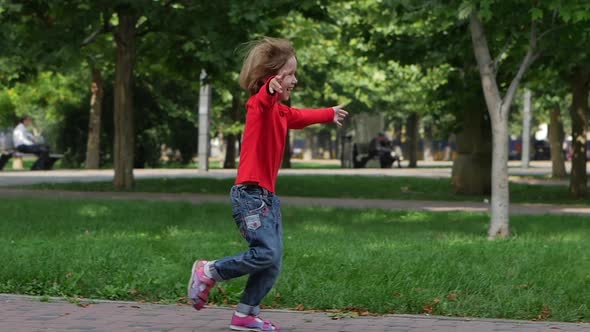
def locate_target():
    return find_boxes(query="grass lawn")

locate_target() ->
[0,197,588,322]
[29,175,589,205]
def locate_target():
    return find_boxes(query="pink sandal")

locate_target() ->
[230,313,281,331]
[187,260,216,310]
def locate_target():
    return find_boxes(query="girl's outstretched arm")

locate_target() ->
[286,104,349,129]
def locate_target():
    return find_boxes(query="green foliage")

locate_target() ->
[2,0,590,166]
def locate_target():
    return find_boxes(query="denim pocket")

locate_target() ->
[241,188,267,214]
[244,214,262,230]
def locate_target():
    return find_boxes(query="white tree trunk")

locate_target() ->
[489,113,510,238]
[303,129,313,161]
[469,12,537,239]
[521,89,532,168]
[198,70,211,171]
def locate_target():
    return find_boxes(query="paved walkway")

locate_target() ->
[0,160,584,187]
[1,294,588,332]
[1,188,589,216]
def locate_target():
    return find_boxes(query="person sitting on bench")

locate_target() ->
[13,115,52,171]
[360,132,401,168]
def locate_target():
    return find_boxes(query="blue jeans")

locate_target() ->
[212,185,283,316]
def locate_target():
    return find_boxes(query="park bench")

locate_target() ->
[353,142,380,168]
[0,130,62,170]
[352,142,402,168]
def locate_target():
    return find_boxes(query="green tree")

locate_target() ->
[461,0,590,237]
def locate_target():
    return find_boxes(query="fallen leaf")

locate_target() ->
[446,293,457,301]
[422,298,441,315]
[295,304,305,311]
[217,286,228,296]
[324,309,341,313]
[535,304,551,321]
[77,303,92,308]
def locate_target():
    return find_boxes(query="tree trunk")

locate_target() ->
[451,105,492,195]
[224,134,236,168]
[406,112,419,168]
[282,99,292,168]
[469,12,537,239]
[488,115,510,239]
[423,123,434,161]
[223,91,240,169]
[569,67,589,197]
[113,10,138,189]
[282,130,292,168]
[549,105,566,178]
[302,129,313,161]
[85,67,103,169]
[444,134,455,161]
[198,70,211,171]
[521,89,532,168]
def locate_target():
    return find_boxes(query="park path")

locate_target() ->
[0,160,581,187]
[1,294,588,332]
[0,188,589,216]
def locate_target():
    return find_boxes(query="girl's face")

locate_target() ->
[279,56,298,101]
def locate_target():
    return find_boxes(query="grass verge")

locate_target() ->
[0,197,588,322]
[27,175,589,205]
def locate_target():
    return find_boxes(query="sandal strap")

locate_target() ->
[262,319,280,331]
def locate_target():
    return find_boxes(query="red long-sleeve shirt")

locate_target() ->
[235,78,334,193]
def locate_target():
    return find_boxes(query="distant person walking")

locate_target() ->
[186,37,348,331]
[13,115,51,170]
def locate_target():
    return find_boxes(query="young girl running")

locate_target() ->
[188,37,348,331]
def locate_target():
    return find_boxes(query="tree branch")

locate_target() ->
[81,11,112,47]
[135,0,178,37]
[536,25,565,42]
[81,25,104,46]
[135,24,152,37]
[492,35,512,75]
[469,12,502,115]
[501,20,538,116]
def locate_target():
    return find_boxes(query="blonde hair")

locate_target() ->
[239,37,296,95]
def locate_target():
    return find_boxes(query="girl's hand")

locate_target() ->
[269,72,285,94]
[332,103,349,127]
